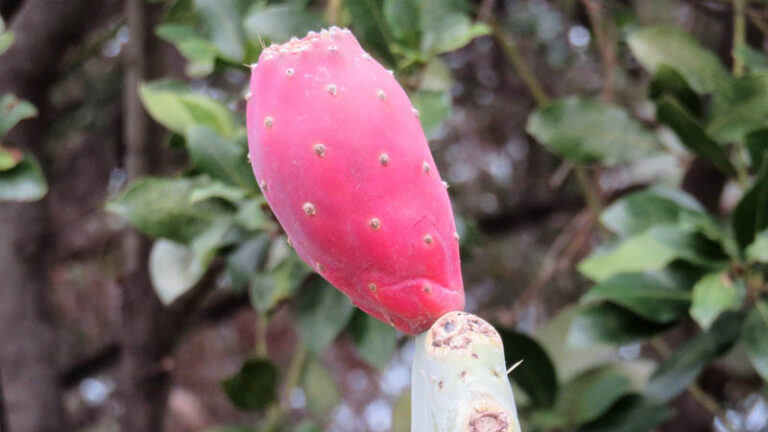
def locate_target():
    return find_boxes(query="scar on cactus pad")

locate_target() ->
[412,312,522,432]
[246,27,464,334]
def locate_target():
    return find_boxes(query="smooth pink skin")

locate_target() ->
[246,29,464,334]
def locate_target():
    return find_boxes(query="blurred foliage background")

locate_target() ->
[1,0,768,431]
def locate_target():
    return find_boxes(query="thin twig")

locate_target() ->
[581,0,617,102]
[733,0,746,77]
[487,18,550,106]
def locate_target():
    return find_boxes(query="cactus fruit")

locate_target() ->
[412,311,522,432]
[245,27,464,334]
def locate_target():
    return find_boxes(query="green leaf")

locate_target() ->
[708,74,768,143]
[301,356,340,418]
[107,177,232,243]
[732,160,768,252]
[645,312,743,400]
[601,187,711,238]
[296,275,355,354]
[187,126,257,191]
[0,146,23,171]
[157,24,218,78]
[235,197,271,232]
[690,271,742,330]
[575,394,673,432]
[193,0,244,62]
[250,253,310,314]
[656,96,737,177]
[138,80,236,137]
[410,90,451,140]
[163,0,197,24]
[584,273,690,324]
[0,94,37,137]
[735,46,768,73]
[243,4,324,45]
[221,358,279,411]
[189,180,247,204]
[745,129,768,172]
[226,234,270,291]
[747,230,768,262]
[555,367,633,425]
[420,0,489,55]
[568,303,673,347]
[526,97,659,165]
[345,0,396,65]
[742,299,768,382]
[189,217,239,263]
[383,0,421,48]
[349,310,398,369]
[0,153,48,201]
[627,26,728,94]
[497,328,559,408]
[579,226,728,283]
[0,31,13,56]
[649,65,701,116]
[149,240,206,305]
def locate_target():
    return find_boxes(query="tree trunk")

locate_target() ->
[0,1,116,431]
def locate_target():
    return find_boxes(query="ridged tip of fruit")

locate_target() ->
[259,26,353,59]
[465,397,514,432]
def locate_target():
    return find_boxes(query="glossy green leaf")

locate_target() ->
[497,328,559,408]
[656,96,736,177]
[301,356,340,418]
[243,4,324,44]
[747,230,768,262]
[690,271,742,330]
[189,217,239,263]
[649,65,701,116]
[646,312,743,400]
[221,357,279,411]
[349,310,398,369]
[745,129,768,172]
[601,187,711,238]
[627,26,728,94]
[226,234,270,291]
[526,97,659,165]
[420,0,489,55]
[708,74,768,143]
[250,254,310,314]
[575,394,673,432]
[193,0,244,62]
[555,367,632,425]
[584,273,690,324]
[742,299,768,382]
[107,177,232,243]
[296,275,355,353]
[579,226,728,283]
[0,146,22,171]
[294,421,322,432]
[0,153,48,201]
[156,24,218,78]
[0,94,37,137]
[139,80,236,137]
[149,240,205,305]
[733,160,768,252]
[568,303,673,347]
[384,0,421,48]
[187,126,257,191]
[410,90,451,139]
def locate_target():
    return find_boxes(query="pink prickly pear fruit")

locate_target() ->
[245,28,464,335]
